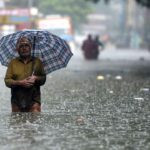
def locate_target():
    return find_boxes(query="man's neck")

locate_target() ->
[21,56,32,64]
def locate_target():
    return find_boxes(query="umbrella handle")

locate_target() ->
[32,70,34,76]
[31,57,35,76]
[33,36,36,52]
[31,36,36,76]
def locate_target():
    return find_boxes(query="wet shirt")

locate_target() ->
[4,57,46,107]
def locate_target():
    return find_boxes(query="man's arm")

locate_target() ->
[4,61,15,88]
[5,61,35,88]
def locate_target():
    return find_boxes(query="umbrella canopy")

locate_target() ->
[0,30,73,74]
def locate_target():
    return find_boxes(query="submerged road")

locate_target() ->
[0,48,150,150]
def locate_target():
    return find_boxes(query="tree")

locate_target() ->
[85,0,110,4]
[38,0,93,28]
[86,0,150,8]
[6,0,94,29]
[135,0,150,8]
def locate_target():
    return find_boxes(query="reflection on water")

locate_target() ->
[0,71,150,150]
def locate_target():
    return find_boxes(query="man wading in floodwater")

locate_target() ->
[4,37,46,112]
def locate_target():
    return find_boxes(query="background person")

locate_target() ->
[81,34,99,60]
[94,35,104,51]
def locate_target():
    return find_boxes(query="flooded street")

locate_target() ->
[0,0,149,149]
[0,49,150,150]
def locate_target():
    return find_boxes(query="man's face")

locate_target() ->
[18,38,31,58]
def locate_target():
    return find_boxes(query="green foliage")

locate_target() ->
[85,0,100,3]
[6,0,93,29]
[86,0,150,8]
[85,0,109,4]
[38,0,93,28]
[136,0,150,8]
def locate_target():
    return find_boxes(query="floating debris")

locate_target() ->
[134,97,144,101]
[97,75,104,80]
[115,75,122,80]
[140,88,149,92]
[75,116,85,125]
[109,90,114,94]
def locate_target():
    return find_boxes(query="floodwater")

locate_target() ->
[0,67,150,150]
[0,48,150,150]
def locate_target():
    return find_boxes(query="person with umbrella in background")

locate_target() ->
[81,34,99,60]
[4,37,46,112]
[0,30,73,112]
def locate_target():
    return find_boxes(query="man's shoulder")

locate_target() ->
[33,57,42,64]
[34,57,41,61]
[10,57,19,63]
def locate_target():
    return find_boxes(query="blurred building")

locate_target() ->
[0,5,38,35]
[81,13,109,36]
